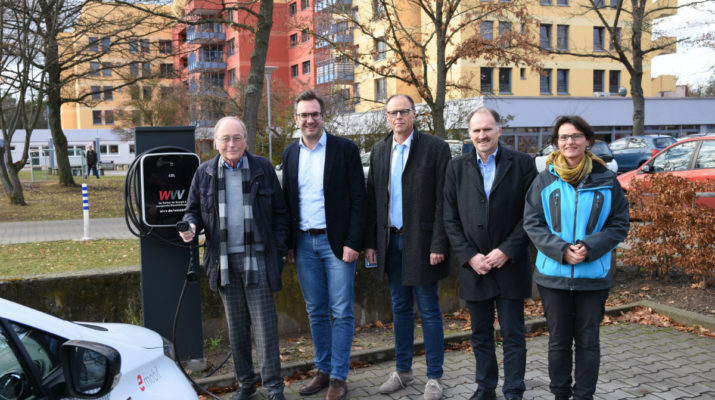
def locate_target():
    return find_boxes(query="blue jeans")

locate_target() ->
[295,232,355,381]
[467,298,526,398]
[386,233,444,379]
[538,286,609,400]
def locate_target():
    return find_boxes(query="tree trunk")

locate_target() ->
[242,0,274,154]
[630,0,645,137]
[630,70,645,136]
[44,20,75,187]
[432,22,447,138]
[0,151,27,205]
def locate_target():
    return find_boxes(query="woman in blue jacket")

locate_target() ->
[523,116,629,400]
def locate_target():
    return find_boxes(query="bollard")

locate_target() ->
[81,183,91,240]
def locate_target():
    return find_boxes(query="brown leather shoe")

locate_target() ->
[325,378,347,400]
[299,371,330,396]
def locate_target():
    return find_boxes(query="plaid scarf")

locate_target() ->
[217,155,259,287]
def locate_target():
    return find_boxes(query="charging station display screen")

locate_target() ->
[140,152,200,227]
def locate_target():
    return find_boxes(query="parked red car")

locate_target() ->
[617,136,715,208]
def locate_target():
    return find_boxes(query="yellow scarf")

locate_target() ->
[546,150,607,186]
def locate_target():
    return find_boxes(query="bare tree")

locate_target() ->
[112,81,191,140]
[302,0,541,138]
[553,0,709,135]
[0,0,46,205]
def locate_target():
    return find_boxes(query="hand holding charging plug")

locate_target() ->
[178,222,197,243]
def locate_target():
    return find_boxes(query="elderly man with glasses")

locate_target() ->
[281,90,366,400]
[180,116,290,400]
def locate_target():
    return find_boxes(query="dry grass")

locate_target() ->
[0,175,125,222]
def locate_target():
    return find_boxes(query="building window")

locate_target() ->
[375,39,386,60]
[291,64,299,78]
[88,37,99,52]
[92,110,102,125]
[101,37,110,51]
[104,110,114,125]
[373,0,385,18]
[480,21,493,41]
[557,69,569,94]
[290,33,298,47]
[593,69,605,92]
[480,67,493,93]
[91,86,101,101]
[610,27,621,51]
[540,0,551,5]
[130,85,139,100]
[227,39,235,55]
[557,25,569,50]
[355,83,360,103]
[131,111,141,125]
[594,0,605,7]
[540,24,552,50]
[609,70,620,94]
[520,68,526,79]
[540,69,552,94]
[557,0,568,5]
[301,0,309,10]
[140,39,150,53]
[609,0,618,7]
[375,78,386,102]
[499,68,511,93]
[593,27,605,51]
[498,22,511,37]
[129,39,138,53]
[142,62,150,77]
[130,62,139,77]
[143,86,152,100]
[160,63,174,78]
[159,40,172,54]
[289,2,297,15]
[302,29,310,42]
[103,86,113,100]
[129,143,136,154]
[102,62,112,76]
[228,68,236,87]
[90,62,100,76]
[100,144,119,155]
[302,60,310,74]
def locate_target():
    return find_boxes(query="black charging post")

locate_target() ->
[134,126,203,364]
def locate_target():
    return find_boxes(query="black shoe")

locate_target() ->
[268,393,286,400]
[230,385,257,400]
[469,389,496,400]
[506,397,522,400]
[555,397,570,400]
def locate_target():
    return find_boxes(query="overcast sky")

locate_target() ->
[651,0,715,88]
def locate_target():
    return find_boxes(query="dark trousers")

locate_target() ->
[538,286,609,400]
[467,297,526,398]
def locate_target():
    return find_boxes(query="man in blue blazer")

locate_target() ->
[282,90,366,400]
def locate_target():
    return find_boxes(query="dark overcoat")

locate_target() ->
[443,145,538,301]
[281,132,366,259]
[365,128,451,286]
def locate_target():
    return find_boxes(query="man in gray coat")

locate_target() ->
[443,107,537,400]
[365,94,451,400]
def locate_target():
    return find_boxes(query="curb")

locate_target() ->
[636,299,715,331]
[194,301,649,390]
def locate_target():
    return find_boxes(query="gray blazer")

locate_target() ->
[365,128,451,286]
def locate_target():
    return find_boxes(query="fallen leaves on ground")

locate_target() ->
[603,306,715,339]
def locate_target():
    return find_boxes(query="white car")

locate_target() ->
[534,141,618,173]
[0,298,199,400]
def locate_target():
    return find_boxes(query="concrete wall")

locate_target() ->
[0,261,463,340]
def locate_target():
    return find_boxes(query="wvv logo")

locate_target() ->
[158,190,185,201]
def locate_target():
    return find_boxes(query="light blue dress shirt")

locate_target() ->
[477,146,499,199]
[298,131,327,230]
[389,132,413,228]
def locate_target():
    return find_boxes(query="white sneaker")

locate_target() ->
[424,378,443,400]
[378,370,414,394]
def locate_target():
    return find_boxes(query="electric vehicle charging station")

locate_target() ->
[132,126,203,363]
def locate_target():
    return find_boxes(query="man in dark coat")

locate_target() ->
[180,116,289,400]
[86,144,99,179]
[281,90,366,400]
[365,94,451,400]
[443,107,538,400]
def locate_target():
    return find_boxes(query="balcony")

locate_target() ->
[185,0,223,16]
[315,0,352,12]
[316,62,354,84]
[187,25,225,44]
[188,60,226,72]
[316,32,353,49]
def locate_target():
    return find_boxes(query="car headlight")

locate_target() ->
[161,336,176,361]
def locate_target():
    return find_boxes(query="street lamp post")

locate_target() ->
[264,66,278,164]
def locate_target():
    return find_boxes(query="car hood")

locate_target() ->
[617,169,638,190]
[73,322,164,349]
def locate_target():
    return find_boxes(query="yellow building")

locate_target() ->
[60,2,176,130]
[353,0,678,112]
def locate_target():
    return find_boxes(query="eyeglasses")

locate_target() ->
[558,133,586,142]
[386,109,413,118]
[296,112,322,121]
[216,135,245,143]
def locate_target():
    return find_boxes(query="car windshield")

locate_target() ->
[653,137,676,149]
[590,142,612,157]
